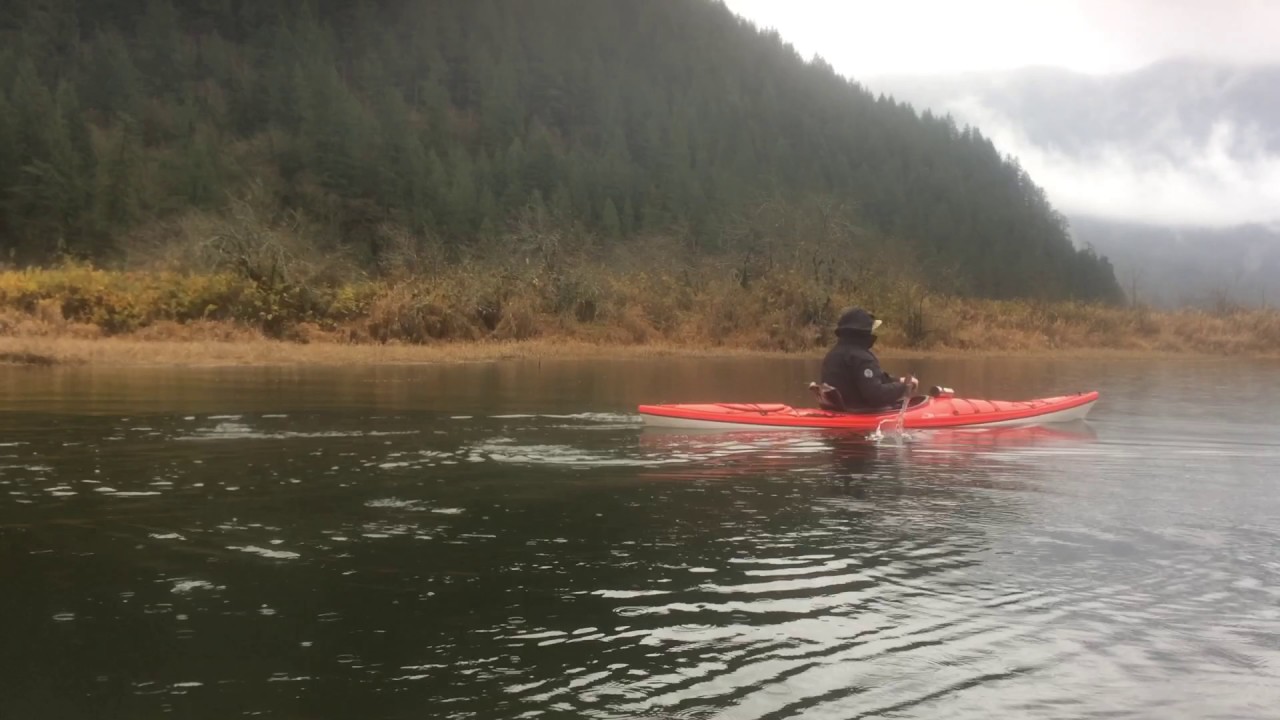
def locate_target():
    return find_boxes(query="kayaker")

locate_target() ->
[818,307,917,412]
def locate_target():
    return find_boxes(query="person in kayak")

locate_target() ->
[818,307,917,412]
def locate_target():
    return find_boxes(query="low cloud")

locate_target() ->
[947,96,1280,228]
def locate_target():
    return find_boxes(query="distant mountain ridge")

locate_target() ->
[1071,218,1279,308]
[870,59,1280,160]
[867,59,1280,307]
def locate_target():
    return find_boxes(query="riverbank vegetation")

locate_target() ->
[5,282,1276,366]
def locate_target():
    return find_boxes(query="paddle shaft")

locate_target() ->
[894,377,912,434]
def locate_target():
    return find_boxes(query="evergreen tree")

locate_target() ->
[94,116,143,232]
[601,197,621,239]
[372,85,414,208]
[523,120,558,199]
[550,183,572,223]
[5,60,83,256]
[196,30,235,88]
[298,62,368,197]
[445,149,477,236]
[176,124,221,207]
[82,30,143,118]
[416,65,451,150]
[500,137,527,212]
[55,81,95,242]
[9,58,54,166]
[133,0,182,95]
[254,24,301,134]
[598,148,631,230]
[477,184,498,228]
[0,89,15,188]
[13,0,81,81]
[478,61,522,152]
[400,135,433,232]
[12,110,79,256]
[621,197,636,237]
[425,150,449,211]
[0,88,18,248]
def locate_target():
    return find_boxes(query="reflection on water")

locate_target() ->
[2,357,1280,719]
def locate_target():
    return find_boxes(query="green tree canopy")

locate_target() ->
[0,0,1122,302]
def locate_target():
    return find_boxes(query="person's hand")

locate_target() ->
[900,376,919,393]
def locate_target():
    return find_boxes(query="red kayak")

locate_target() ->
[639,390,1098,431]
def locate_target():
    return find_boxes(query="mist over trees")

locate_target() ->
[0,0,1122,302]
[869,60,1280,308]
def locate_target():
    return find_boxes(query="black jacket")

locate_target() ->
[820,334,908,411]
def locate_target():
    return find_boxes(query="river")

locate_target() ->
[3,356,1279,719]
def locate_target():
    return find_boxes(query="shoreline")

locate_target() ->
[1,333,1267,369]
[0,335,815,368]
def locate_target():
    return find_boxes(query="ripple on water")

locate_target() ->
[226,545,300,560]
[177,421,420,442]
[468,439,685,467]
[170,580,224,594]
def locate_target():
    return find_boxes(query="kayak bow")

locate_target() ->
[638,391,1098,431]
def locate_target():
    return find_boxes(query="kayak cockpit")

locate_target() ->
[807,380,931,415]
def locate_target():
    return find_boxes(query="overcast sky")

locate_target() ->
[721,0,1280,78]
[723,0,1280,229]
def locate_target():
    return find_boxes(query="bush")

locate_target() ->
[0,262,251,334]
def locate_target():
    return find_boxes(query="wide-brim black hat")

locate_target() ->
[835,307,883,335]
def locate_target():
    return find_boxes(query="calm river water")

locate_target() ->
[2,356,1279,719]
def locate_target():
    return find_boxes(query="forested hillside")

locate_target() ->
[0,0,1121,302]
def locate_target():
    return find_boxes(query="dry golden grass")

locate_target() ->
[2,263,1278,367]
[0,334,800,367]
